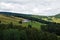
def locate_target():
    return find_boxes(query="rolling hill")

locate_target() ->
[0,14,42,29]
[0,14,23,25]
[0,12,60,40]
[54,14,60,18]
[31,14,60,23]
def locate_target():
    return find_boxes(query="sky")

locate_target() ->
[0,0,60,16]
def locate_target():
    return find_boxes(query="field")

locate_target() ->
[0,14,60,29]
[52,17,60,23]
[0,14,42,29]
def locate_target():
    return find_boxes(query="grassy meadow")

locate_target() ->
[0,14,42,29]
[0,14,60,30]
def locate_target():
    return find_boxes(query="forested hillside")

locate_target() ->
[0,12,60,40]
[54,14,60,18]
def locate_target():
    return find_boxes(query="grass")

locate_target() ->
[0,14,42,29]
[52,17,60,23]
[0,14,22,24]
[0,14,60,29]
[22,21,42,29]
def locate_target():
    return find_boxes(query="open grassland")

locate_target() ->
[0,14,42,29]
[0,14,60,30]
[0,14,22,25]
[52,17,60,23]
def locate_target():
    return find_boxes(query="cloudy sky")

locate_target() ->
[0,0,60,16]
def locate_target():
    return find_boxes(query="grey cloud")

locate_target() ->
[0,0,60,16]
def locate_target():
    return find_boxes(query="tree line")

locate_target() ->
[0,21,59,40]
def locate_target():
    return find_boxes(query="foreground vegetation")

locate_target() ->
[0,22,58,40]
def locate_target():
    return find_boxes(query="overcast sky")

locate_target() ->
[0,0,60,16]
